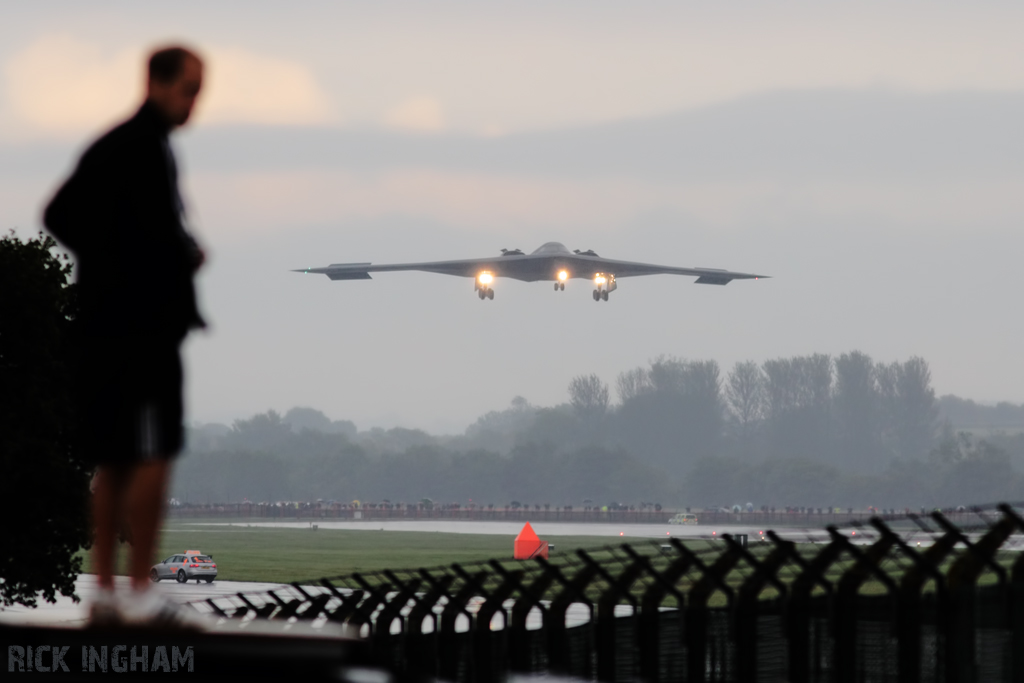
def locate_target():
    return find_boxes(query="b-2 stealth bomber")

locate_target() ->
[296,241,767,302]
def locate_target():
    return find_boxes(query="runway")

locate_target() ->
[190,519,776,538]
[5,519,1013,627]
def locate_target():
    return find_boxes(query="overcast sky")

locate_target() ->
[4,2,1024,432]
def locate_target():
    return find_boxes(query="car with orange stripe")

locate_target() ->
[150,549,218,583]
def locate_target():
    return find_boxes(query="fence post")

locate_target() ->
[828,527,898,683]
[577,549,646,682]
[318,580,365,624]
[453,563,523,683]
[670,538,738,683]
[537,556,600,678]
[871,517,958,683]
[288,582,332,621]
[373,573,423,669]
[768,530,840,683]
[939,512,1014,683]
[725,534,791,682]
[437,569,488,682]
[997,504,1024,683]
[622,544,691,683]
[405,572,454,678]
[493,559,552,674]
[349,574,394,632]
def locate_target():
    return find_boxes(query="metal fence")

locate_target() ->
[192,502,1024,683]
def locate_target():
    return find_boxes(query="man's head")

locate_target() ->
[146,46,203,128]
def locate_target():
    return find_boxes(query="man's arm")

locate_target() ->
[43,156,102,257]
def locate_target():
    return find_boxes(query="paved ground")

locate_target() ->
[190,519,782,538]
[0,575,293,627]
[188,519,902,547]
[6,519,1007,627]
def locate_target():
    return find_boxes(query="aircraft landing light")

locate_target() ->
[557,270,568,282]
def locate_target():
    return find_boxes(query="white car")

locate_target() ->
[150,550,218,584]
[668,513,699,525]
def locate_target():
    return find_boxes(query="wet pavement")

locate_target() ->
[7,520,1010,626]
[189,519,768,538]
[187,519,901,545]
[188,519,1018,556]
[0,575,294,627]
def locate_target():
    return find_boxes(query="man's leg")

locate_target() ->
[118,456,204,629]
[91,466,129,590]
[126,459,171,589]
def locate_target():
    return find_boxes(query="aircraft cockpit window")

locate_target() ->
[531,242,571,255]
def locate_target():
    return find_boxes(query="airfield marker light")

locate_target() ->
[620,532,624,536]
[558,270,568,282]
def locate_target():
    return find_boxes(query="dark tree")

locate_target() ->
[229,409,294,452]
[568,373,610,420]
[614,357,724,471]
[833,351,882,469]
[616,367,650,403]
[283,406,356,436]
[725,360,764,436]
[893,357,939,460]
[0,231,91,607]
[762,354,833,460]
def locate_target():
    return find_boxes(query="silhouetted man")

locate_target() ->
[44,46,206,626]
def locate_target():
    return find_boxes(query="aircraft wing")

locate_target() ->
[296,256,527,281]
[568,255,768,285]
[297,252,768,285]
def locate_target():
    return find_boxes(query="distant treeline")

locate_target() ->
[937,395,1024,431]
[172,352,1024,509]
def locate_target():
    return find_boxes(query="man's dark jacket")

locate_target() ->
[44,101,204,341]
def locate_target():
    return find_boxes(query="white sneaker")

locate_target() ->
[119,588,208,631]
[87,587,121,627]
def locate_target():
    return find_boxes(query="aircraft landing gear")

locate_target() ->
[592,273,616,302]
[478,287,494,300]
[554,282,565,291]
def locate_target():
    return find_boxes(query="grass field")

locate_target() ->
[75,520,639,583]
[74,520,1017,609]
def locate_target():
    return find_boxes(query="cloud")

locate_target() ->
[200,47,332,126]
[3,35,333,137]
[4,35,140,136]
[384,96,444,132]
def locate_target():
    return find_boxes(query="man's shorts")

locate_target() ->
[78,336,184,467]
